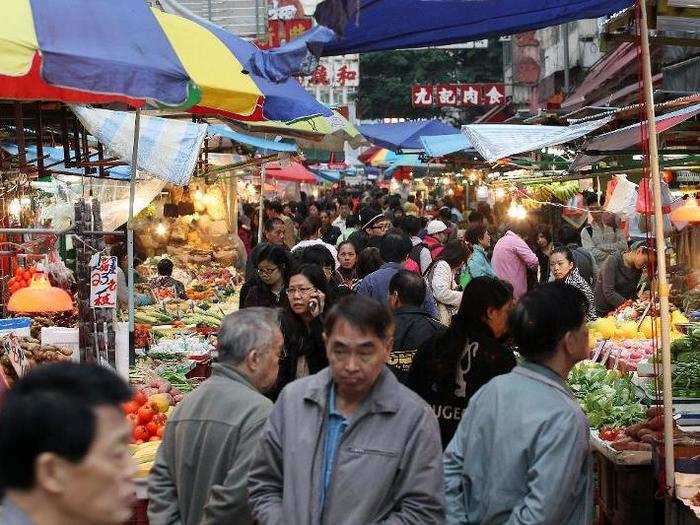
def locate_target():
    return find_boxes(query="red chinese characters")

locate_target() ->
[411,83,506,107]
[411,85,434,107]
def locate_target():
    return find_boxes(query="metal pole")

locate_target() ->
[127,109,141,367]
[639,0,675,506]
[562,23,570,94]
[258,163,266,242]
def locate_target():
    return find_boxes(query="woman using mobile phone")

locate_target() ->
[274,263,329,398]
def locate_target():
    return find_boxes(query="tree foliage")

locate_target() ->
[357,39,504,122]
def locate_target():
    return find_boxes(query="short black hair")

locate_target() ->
[389,270,426,307]
[439,207,452,222]
[466,224,487,245]
[325,294,394,340]
[299,216,322,240]
[157,258,174,276]
[256,243,293,282]
[509,282,588,362]
[264,217,284,232]
[345,213,360,228]
[379,231,412,263]
[551,245,575,265]
[468,211,484,224]
[266,200,283,214]
[0,363,131,490]
[401,215,422,236]
[297,244,335,271]
[357,247,383,278]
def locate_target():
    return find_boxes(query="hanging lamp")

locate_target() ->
[670,196,700,224]
[7,268,73,313]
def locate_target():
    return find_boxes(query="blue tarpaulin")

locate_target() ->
[208,125,298,153]
[317,0,634,55]
[309,168,342,182]
[420,134,472,157]
[359,120,459,151]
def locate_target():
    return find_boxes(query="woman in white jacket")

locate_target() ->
[425,240,471,325]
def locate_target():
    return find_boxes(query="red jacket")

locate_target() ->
[423,235,444,260]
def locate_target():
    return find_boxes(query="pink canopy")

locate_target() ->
[265,162,317,184]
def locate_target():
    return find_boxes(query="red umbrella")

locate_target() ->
[264,162,317,184]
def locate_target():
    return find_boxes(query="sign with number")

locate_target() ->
[2,335,29,377]
[90,256,118,308]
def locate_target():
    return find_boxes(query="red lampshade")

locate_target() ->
[7,273,73,313]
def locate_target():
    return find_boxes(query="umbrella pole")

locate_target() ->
[258,163,266,242]
[639,0,675,505]
[127,109,141,367]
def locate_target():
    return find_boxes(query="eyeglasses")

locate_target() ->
[369,222,391,232]
[257,266,279,277]
[286,286,315,297]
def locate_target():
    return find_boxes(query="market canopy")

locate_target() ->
[583,103,700,152]
[358,147,398,167]
[264,162,317,184]
[208,125,298,153]
[315,0,634,55]
[462,116,612,162]
[0,0,330,122]
[359,120,459,151]
[420,134,473,157]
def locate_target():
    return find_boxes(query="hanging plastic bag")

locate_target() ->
[605,174,638,216]
[636,177,675,215]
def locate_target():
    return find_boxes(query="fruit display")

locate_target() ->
[122,387,172,444]
[589,339,656,372]
[134,301,235,329]
[598,407,683,452]
[567,361,646,430]
[130,440,162,478]
[527,180,581,203]
[7,265,37,294]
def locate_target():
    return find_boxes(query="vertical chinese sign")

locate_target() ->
[90,256,118,308]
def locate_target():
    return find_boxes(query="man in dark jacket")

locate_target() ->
[148,308,283,525]
[387,270,444,383]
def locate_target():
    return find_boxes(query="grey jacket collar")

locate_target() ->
[302,367,400,414]
[0,497,36,525]
[211,363,259,393]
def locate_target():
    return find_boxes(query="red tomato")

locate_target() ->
[133,391,148,407]
[23,270,31,280]
[133,425,149,442]
[122,401,138,415]
[156,426,165,438]
[146,421,159,436]
[137,406,155,425]
[134,439,145,445]
[149,436,161,442]
[126,414,139,427]
[151,413,167,426]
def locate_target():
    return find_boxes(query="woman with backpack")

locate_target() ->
[425,240,470,325]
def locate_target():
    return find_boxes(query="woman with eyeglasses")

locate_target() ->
[274,263,329,397]
[241,244,292,309]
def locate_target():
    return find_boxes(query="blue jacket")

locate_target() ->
[466,245,496,279]
[356,262,438,318]
[443,362,593,525]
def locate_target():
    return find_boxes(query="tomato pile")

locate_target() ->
[7,266,37,294]
[122,390,168,444]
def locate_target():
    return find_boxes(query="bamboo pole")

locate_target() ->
[258,163,266,242]
[127,109,141,367]
[638,0,675,502]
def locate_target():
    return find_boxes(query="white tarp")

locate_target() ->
[71,105,208,186]
[462,116,612,162]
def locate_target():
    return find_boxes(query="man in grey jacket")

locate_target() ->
[248,295,445,524]
[148,308,283,525]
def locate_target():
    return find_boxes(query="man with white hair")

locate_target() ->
[148,308,283,525]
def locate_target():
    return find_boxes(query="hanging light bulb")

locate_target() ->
[8,198,21,217]
[494,187,506,200]
[194,189,204,201]
[476,185,489,200]
[507,200,527,220]
[155,223,167,236]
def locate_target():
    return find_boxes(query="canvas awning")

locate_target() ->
[358,120,458,151]
[420,134,472,157]
[264,161,317,184]
[462,116,612,162]
[208,125,297,153]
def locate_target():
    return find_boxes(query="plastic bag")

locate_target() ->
[605,174,638,216]
[635,177,674,215]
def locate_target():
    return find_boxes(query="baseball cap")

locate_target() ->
[426,220,448,235]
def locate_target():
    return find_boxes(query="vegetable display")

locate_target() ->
[567,361,646,429]
[599,406,681,452]
[0,335,73,385]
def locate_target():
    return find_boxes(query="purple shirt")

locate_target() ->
[492,231,539,299]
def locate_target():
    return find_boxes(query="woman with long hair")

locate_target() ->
[275,263,329,396]
[241,244,291,309]
[335,241,360,291]
[550,245,597,321]
[407,276,515,447]
[425,239,470,325]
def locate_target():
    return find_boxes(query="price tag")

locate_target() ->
[2,335,29,378]
[90,256,118,308]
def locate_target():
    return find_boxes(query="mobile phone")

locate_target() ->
[308,298,319,311]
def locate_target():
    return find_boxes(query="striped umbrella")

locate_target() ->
[0,0,330,122]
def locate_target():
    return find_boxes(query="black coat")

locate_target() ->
[388,306,444,384]
[406,325,516,448]
[273,311,328,399]
[240,279,286,309]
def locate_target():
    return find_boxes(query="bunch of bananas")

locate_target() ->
[130,440,161,478]
[529,181,580,203]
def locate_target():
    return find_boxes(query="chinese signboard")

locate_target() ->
[303,57,360,88]
[411,83,506,107]
[90,256,118,308]
[258,18,313,48]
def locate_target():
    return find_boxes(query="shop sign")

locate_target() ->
[90,256,118,308]
[305,58,360,87]
[411,83,506,107]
